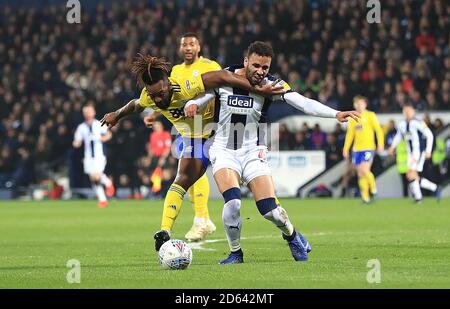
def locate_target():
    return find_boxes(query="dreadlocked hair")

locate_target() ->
[129,53,171,88]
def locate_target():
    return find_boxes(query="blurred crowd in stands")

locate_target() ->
[0,0,449,195]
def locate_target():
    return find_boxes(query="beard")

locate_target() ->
[246,70,264,86]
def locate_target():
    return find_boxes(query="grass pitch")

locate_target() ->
[0,198,449,288]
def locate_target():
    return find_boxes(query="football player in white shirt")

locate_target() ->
[185,41,359,264]
[388,102,441,203]
[73,103,115,208]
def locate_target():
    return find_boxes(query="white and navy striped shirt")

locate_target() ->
[210,65,282,150]
[391,118,434,159]
[74,119,108,159]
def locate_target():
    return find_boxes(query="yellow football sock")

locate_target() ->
[366,172,377,193]
[160,183,186,231]
[358,176,370,202]
[188,173,210,220]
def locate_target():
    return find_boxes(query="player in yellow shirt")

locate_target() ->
[343,95,384,204]
[145,33,221,242]
[100,53,284,251]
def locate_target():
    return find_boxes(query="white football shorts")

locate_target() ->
[209,145,271,185]
[83,156,106,175]
[407,152,426,172]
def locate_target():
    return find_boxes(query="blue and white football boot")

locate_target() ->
[283,230,311,261]
[219,250,244,265]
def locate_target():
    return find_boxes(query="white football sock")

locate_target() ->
[222,199,242,252]
[420,178,437,192]
[94,184,107,202]
[194,217,207,225]
[409,180,423,201]
[100,174,112,187]
[263,206,294,237]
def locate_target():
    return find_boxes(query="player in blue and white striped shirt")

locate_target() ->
[73,103,115,208]
[388,102,441,203]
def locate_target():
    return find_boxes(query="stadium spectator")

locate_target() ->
[325,134,342,169]
[292,130,309,151]
[309,124,327,150]
[148,120,172,167]
[385,120,398,148]
[278,123,294,150]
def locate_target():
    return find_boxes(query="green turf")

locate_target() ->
[0,198,449,288]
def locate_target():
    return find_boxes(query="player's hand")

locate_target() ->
[254,78,286,97]
[100,112,119,129]
[387,147,395,156]
[425,152,432,159]
[377,145,384,154]
[184,104,199,118]
[336,111,360,123]
[343,150,349,160]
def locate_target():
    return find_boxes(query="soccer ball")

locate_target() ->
[158,239,193,270]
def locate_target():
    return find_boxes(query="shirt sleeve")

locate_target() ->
[210,60,222,71]
[416,121,434,154]
[282,91,339,118]
[184,91,216,111]
[138,88,152,108]
[343,119,355,153]
[390,127,402,149]
[371,113,384,148]
[74,125,83,142]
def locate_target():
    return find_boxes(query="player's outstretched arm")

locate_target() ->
[201,70,285,97]
[72,126,82,148]
[283,92,360,122]
[418,122,434,158]
[100,98,144,129]
[343,121,355,159]
[101,131,113,143]
[184,91,216,118]
[72,140,82,148]
[388,130,402,155]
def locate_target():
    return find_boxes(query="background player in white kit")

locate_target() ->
[185,41,359,264]
[73,103,115,208]
[388,102,441,203]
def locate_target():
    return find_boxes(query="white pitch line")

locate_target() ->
[188,232,330,251]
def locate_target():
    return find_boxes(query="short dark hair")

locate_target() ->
[403,101,416,109]
[181,32,200,43]
[247,41,274,58]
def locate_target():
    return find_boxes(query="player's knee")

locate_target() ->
[91,177,100,185]
[222,187,241,224]
[406,171,417,181]
[357,168,368,178]
[174,174,193,191]
[256,197,278,216]
[89,174,100,182]
[263,206,289,222]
